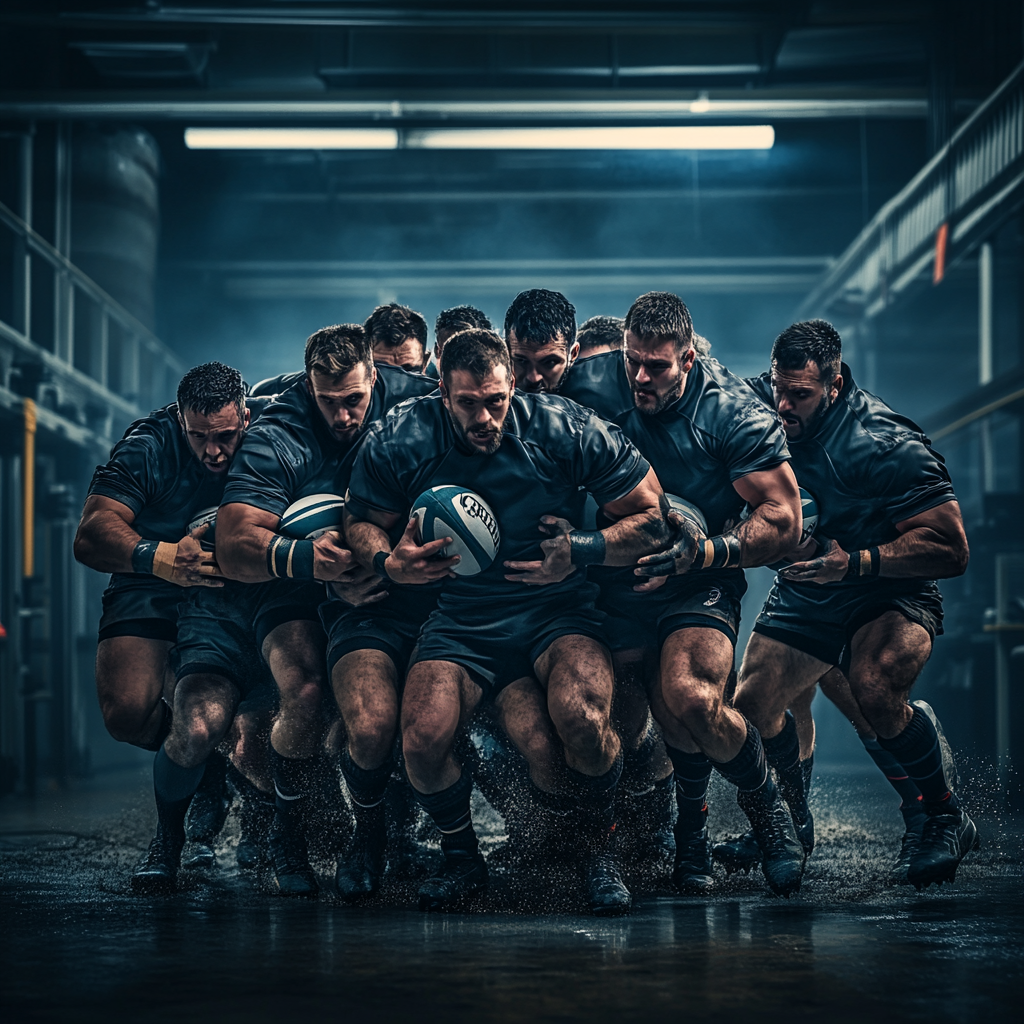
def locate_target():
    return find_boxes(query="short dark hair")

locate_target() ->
[577,315,625,353]
[364,302,428,349]
[436,304,492,338]
[439,329,512,388]
[624,292,694,352]
[503,289,576,352]
[176,361,245,418]
[304,323,373,378]
[771,319,842,384]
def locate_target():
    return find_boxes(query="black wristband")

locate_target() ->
[845,548,860,578]
[131,539,159,574]
[845,547,881,578]
[569,530,606,568]
[267,536,316,579]
[372,551,392,580]
[694,534,741,570]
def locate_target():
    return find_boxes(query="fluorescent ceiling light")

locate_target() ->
[184,127,398,149]
[184,125,774,151]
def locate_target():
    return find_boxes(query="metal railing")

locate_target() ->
[0,198,183,444]
[798,59,1024,321]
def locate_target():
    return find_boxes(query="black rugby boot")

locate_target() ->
[890,817,925,886]
[907,809,979,889]
[417,843,488,911]
[584,850,633,916]
[335,801,387,898]
[235,782,274,870]
[183,750,231,860]
[712,829,761,875]
[132,824,185,894]
[672,806,714,893]
[267,813,319,898]
[737,784,806,898]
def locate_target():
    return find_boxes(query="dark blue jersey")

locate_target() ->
[249,371,303,397]
[223,364,436,517]
[747,364,956,568]
[616,356,789,537]
[347,391,650,609]
[87,398,271,543]
[562,350,634,422]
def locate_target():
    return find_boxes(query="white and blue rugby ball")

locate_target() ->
[187,506,219,551]
[798,487,819,545]
[279,493,346,539]
[665,493,708,537]
[412,485,500,577]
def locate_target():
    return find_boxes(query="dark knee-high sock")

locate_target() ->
[800,753,814,801]
[763,712,806,812]
[270,747,314,828]
[712,722,777,799]
[153,746,206,840]
[340,748,393,833]
[567,755,623,844]
[876,706,958,815]
[861,735,927,823]
[413,770,479,856]
[665,746,713,834]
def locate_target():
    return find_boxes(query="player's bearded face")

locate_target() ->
[624,332,695,415]
[442,365,512,455]
[508,332,579,394]
[771,361,840,439]
[179,403,249,474]
[308,365,376,443]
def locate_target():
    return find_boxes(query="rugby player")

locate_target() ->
[345,328,667,915]
[435,305,492,361]
[734,319,973,889]
[217,324,435,897]
[602,291,806,898]
[505,288,579,395]
[561,315,633,421]
[74,362,267,890]
[365,301,431,374]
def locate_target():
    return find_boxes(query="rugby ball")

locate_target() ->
[279,493,346,539]
[412,485,500,577]
[187,506,218,551]
[665,493,707,537]
[798,487,819,545]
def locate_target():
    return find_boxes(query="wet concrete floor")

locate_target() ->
[2,764,1021,1023]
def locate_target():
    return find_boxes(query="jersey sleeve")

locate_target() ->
[875,437,957,525]
[573,409,651,507]
[345,424,410,520]
[721,401,790,481]
[87,420,169,516]
[220,427,299,519]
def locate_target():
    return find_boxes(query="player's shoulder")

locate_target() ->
[248,370,304,397]
[244,394,275,424]
[376,362,438,404]
[744,370,775,408]
[111,402,181,453]
[370,389,444,443]
[517,390,595,433]
[690,358,780,435]
[842,384,931,455]
[240,379,319,453]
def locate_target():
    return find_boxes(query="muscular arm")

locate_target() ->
[74,495,142,573]
[730,462,803,567]
[217,501,353,583]
[344,506,458,584]
[780,500,968,584]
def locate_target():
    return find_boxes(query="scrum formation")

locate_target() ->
[74,289,976,915]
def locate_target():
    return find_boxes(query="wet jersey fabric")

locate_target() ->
[249,371,304,397]
[347,390,651,612]
[746,364,957,577]
[562,351,634,422]
[223,364,436,518]
[88,399,268,543]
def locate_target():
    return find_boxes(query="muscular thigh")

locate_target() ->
[848,610,933,700]
[533,633,614,710]
[262,619,326,681]
[96,636,174,711]
[495,677,562,780]
[734,632,831,727]
[332,649,399,721]
[659,627,734,702]
[402,660,482,738]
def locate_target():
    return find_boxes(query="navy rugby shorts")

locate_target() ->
[254,579,325,651]
[598,569,747,652]
[97,572,180,643]
[752,577,944,667]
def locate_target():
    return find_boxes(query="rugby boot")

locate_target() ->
[777,769,814,858]
[712,829,761,875]
[266,815,319,898]
[584,851,633,916]
[738,786,805,897]
[907,809,979,890]
[236,787,274,870]
[673,826,715,893]
[132,824,185,894]
[184,750,231,850]
[417,848,488,911]
[335,803,387,898]
[889,816,926,886]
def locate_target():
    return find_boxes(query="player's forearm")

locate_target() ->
[344,515,393,572]
[732,500,801,567]
[217,526,277,582]
[597,508,668,566]
[73,512,140,573]
[872,528,969,579]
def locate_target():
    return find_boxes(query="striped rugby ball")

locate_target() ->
[279,493,346,539]
[412,485,500,577]
[187,506,218,551]
[665,493,707,537]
